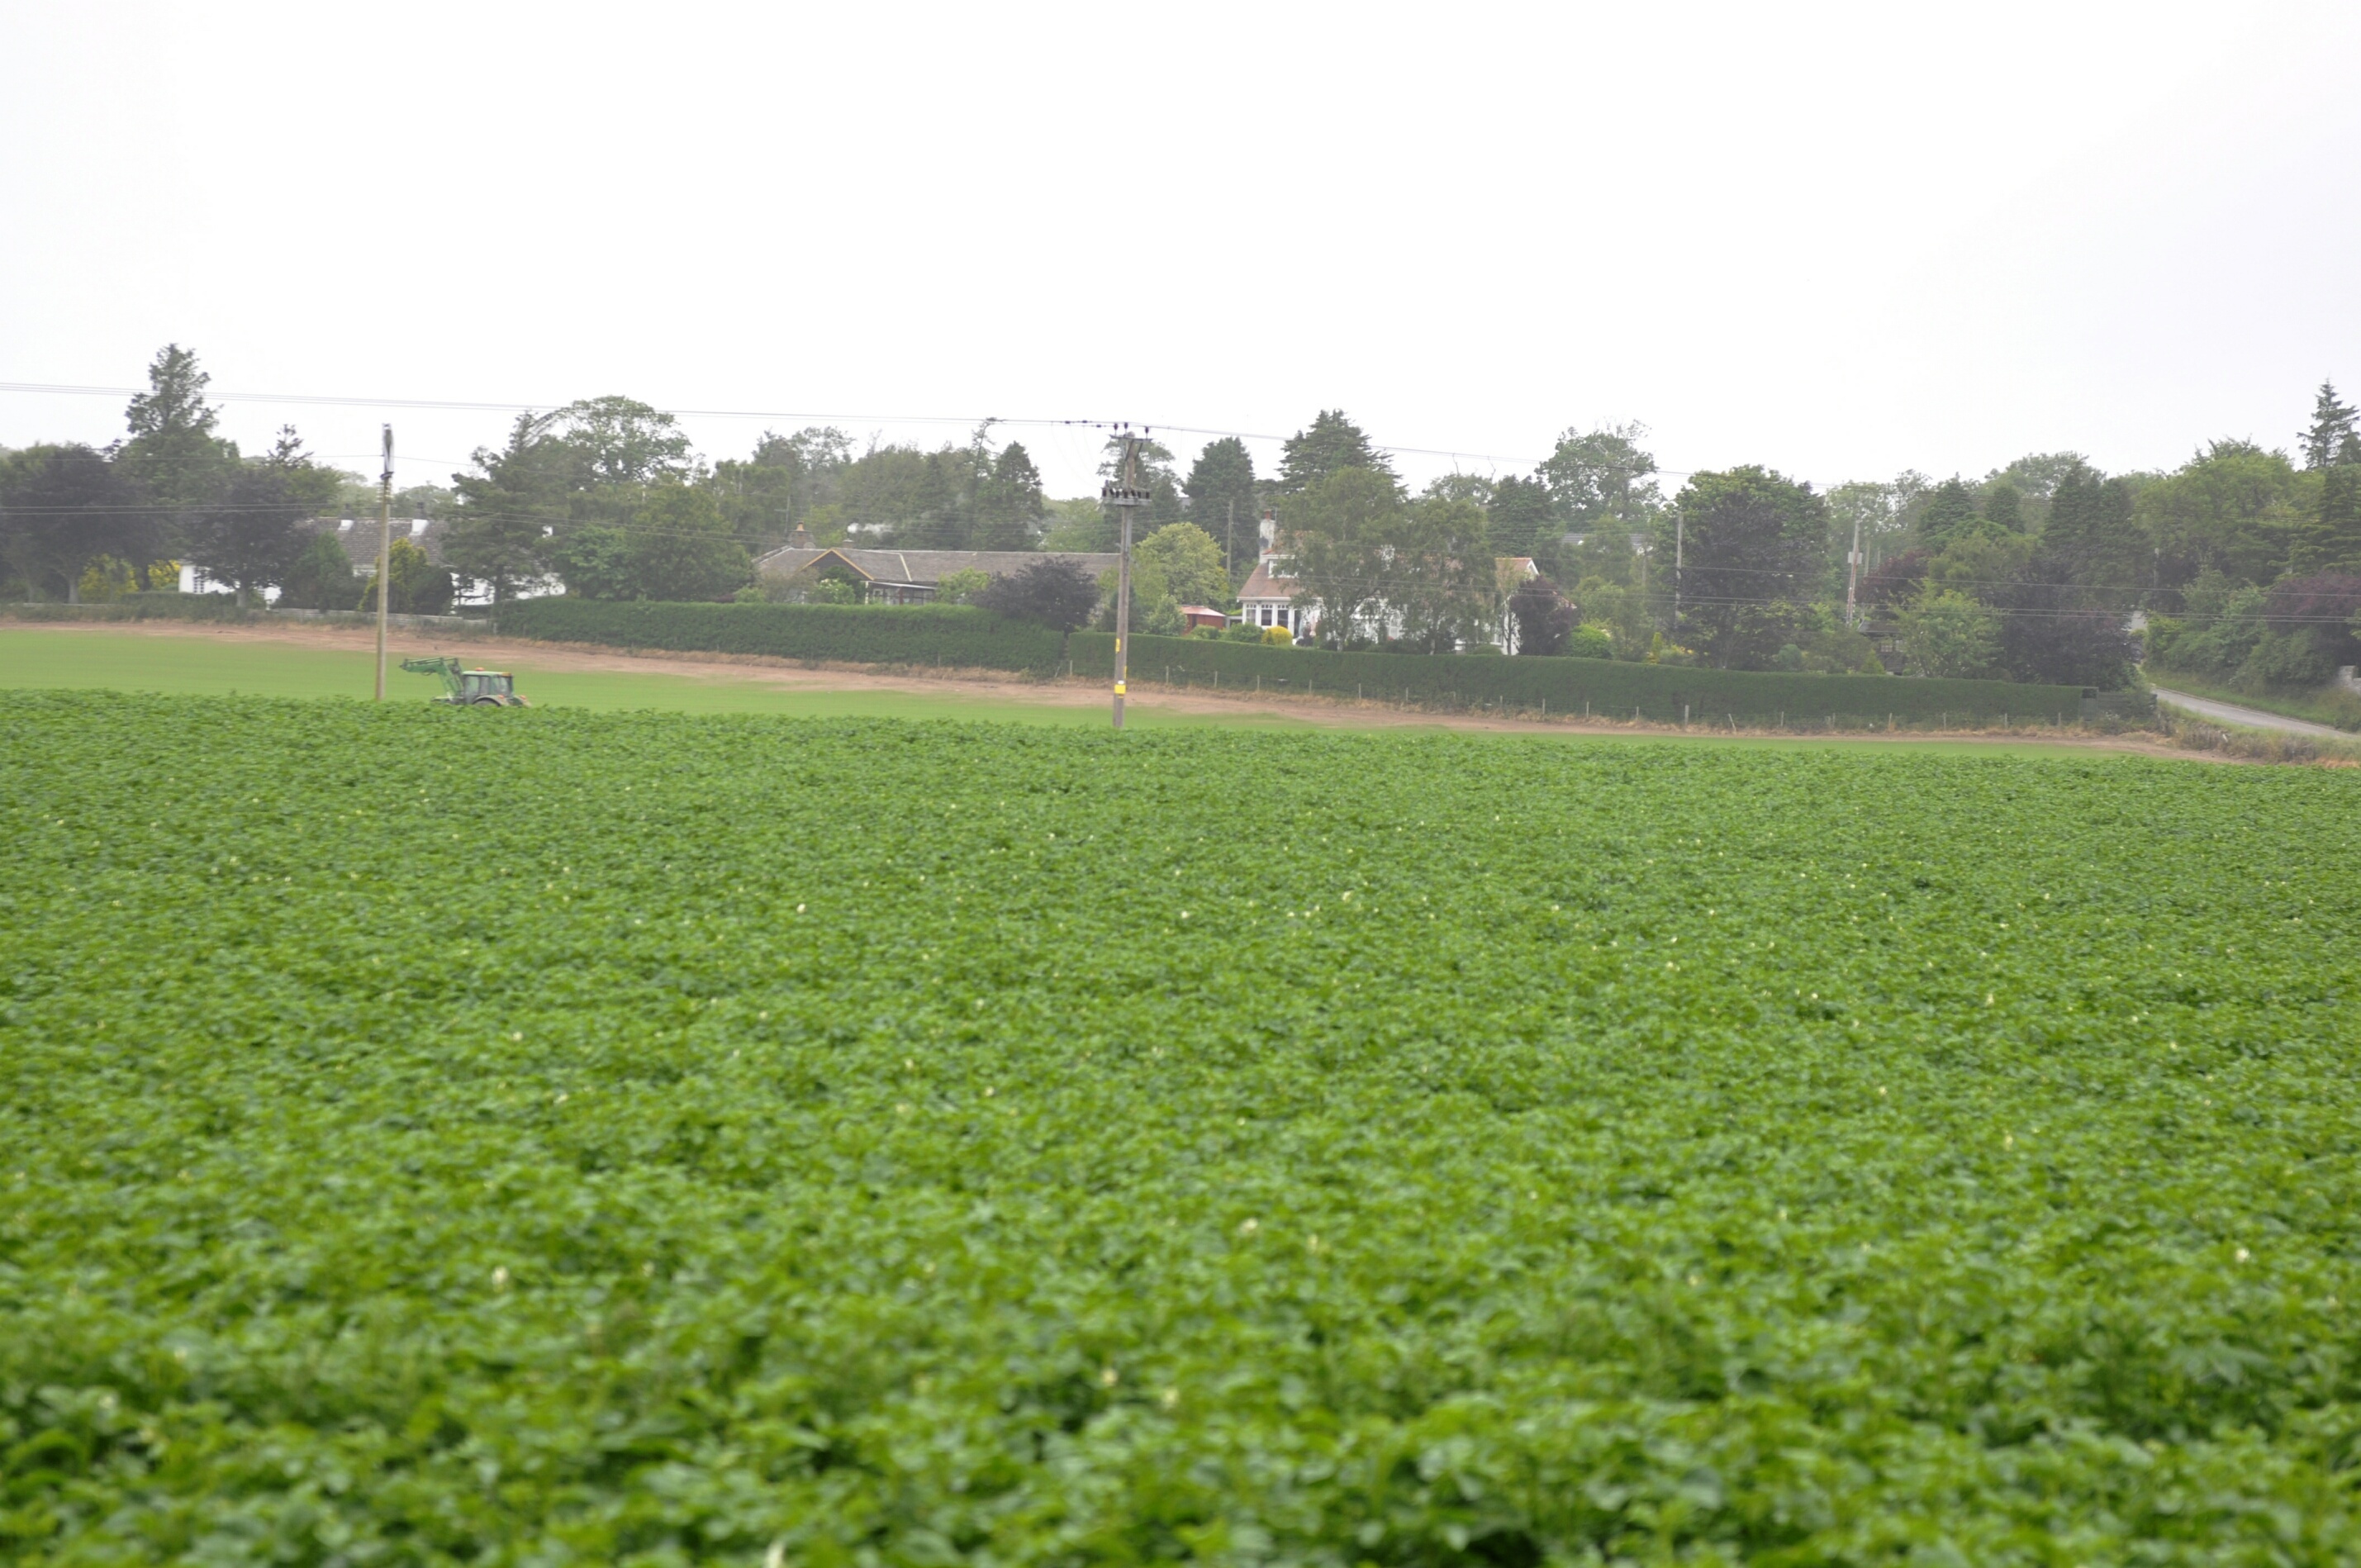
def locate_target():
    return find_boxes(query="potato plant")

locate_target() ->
[2,691,2359,1564]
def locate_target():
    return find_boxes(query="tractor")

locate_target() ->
[401,657,531,706]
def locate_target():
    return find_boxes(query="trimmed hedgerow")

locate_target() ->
[0,595,261,624]
[1075,631,2097,725]
[499,597,1066,672]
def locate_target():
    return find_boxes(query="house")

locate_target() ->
[1238,516,1541,649]
[176,517,439,601]
[1237,547,1312,639]
[752,545,1121,603]
[1177,605,1230,632]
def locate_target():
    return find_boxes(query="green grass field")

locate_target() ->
[0,626,1276,727]
[0,626,2153,756]
[4,690,2359,1561]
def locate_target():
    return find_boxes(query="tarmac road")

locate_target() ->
[2151,687,2352,739]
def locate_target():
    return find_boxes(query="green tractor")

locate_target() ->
[401,657,531,706]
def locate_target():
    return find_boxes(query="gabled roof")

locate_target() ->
[753,545,1121,587]
[1238,556,1296,601]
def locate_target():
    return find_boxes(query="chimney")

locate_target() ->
[788,524,814,549]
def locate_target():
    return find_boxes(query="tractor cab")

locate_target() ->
[457,670,523,706]
[401,656,529,706]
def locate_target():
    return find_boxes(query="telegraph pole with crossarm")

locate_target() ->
[1100,430,1150,729]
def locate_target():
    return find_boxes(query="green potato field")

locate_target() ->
[4,689,2360,1565]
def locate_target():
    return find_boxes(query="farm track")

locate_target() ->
[23,616,2216,757]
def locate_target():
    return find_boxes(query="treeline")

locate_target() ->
[8,349,2356,696]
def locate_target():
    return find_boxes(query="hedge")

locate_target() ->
[497,598,1067,673]
[2,595,261,624]
[1072,632,2102,726]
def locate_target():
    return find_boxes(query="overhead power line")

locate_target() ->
[0,380,1679,478]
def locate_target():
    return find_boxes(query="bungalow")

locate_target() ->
[753,545,1121,603]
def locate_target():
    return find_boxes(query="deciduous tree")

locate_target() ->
[0,444,149,600]
[1669,466,1826,669]
[1276,466,1404,648]
[185,428,338,607]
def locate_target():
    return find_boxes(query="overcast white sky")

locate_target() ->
[3,1,2357,501]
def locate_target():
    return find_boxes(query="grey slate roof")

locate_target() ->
[321,517,446,570]
[753,546,1120,587]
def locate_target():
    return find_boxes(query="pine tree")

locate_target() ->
[114,344,238,516]
[972,442,1045,550]
[1180,437,1258,576]
[1485,473,1554,557]
[2300,380,2358,471]
[1914,478,1981,549]
[1276,411,1394,492]
[2303,433,2361,573]
[1983,482,2025,532]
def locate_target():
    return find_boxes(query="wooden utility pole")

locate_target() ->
[373,425,393,701]
[1101,430,1148,729]
[1844,511,1864,630]
[1225,498,1235,581]
[1672,512,1684,635]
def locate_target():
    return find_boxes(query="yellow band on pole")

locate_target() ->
[1114,682,1126,695]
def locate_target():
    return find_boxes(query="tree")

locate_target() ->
[1669,466,1827,669]
[2132,440,2297,593]
[1822,478,1916,599]
[1858,549,1931,620]
[1097,434,1182,531]
[837,443,957,543]
[1276,466,1404,647]
[621,481,750,601]
[1277,411,1392,493]
[1181,437,1259,577]
[1986,569,2139,688]
[2300,381,2358,471]
[1895,590,2002,677]
[1914,478,1983,551]
[114,344,238,516]
[281,530,360,611]
[184,428,338,606]
[976,557,1100,630]
[1537,423,1661,531]
[933,568,992,605]
[1508,573,1576,656]
[972,442,1045,550]
[1485,473,1553,558]
[358,536,454,615]
[445,411,565,606]
[1983,482,2025,533]
[2262,573,2361,673]
[1133,522,1229,611]
[553,396,691,487]
[711,436,804,551]
[1388,495,1493,652]
[2292,434,2361,573]
[0,444,150,600]
[2045,461,2151,604]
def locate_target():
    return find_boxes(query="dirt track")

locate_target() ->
[23,616,2220,758]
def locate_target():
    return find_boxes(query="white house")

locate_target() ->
[1238,506,1541,649]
